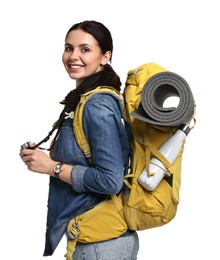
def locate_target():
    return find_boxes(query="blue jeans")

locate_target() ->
[71,232,139,260]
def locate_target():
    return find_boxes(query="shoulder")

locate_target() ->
[85,91,124,116]
[81,93,124,130]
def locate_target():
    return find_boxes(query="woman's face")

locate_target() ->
[62,29,111,86]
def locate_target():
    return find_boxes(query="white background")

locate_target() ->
[0,0,219,259]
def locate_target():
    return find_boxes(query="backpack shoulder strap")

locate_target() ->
[73,86,124,163]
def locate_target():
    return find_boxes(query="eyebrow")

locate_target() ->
[64,43,93,48]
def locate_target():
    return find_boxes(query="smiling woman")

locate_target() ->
[62,29,111,86]
[19,20,139,260]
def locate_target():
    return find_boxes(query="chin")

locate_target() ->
[68,72,81,80]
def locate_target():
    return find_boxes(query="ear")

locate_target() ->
[101,51,111,65]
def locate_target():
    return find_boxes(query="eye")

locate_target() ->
[81,47,90,53]
[64,45,73,52]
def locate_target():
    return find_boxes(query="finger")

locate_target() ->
[27,141,36,148]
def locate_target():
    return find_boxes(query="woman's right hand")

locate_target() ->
[19,141,57,175]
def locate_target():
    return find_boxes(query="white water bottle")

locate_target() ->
[138,124,190,191]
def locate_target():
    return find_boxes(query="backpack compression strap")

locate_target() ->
[144,124,176,177]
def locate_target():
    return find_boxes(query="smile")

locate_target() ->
[69,65,84,69]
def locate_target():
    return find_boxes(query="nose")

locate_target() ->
[69,49,80,60]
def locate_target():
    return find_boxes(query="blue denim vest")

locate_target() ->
[43,93,130,256]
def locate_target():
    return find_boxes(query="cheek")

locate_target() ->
[84,54,102,65]
[62,53,67,64]
[62,57,65,65]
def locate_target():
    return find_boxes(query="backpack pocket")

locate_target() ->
[66,197,128,260]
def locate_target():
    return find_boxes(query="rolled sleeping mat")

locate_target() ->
[131,71,195,126]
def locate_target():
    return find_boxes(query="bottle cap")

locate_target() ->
[178,124,190,135]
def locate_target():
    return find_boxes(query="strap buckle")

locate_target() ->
[68,221,80,240]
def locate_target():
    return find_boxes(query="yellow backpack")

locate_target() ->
[65,63,195,260]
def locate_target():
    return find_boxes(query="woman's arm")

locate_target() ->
[20,94,127,193]
[71,94,126,194]
[20,142,73,184]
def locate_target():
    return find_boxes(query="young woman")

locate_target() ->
[20,20,139,259]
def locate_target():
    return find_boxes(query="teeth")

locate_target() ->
[70,65,82,69]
